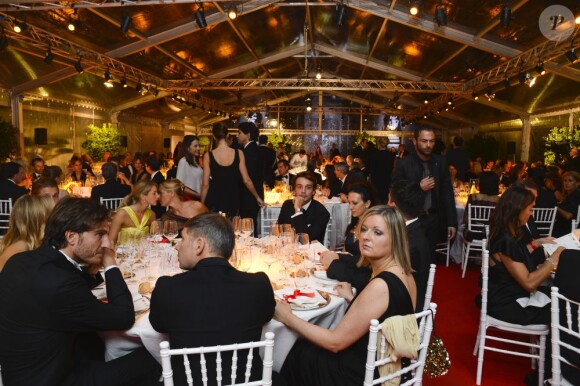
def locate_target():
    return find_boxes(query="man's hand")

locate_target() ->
[447,227,457,240]
[420,176,435,191]
[293,196,307,212]
[101,246,117,268]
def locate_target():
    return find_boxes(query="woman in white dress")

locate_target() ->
[176,135,203,200]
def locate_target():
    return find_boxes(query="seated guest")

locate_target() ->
[90,162,131,204]
[0,195,54,271]
[487,186,565,325]
[0,197,160,385]
[146,156,166,219]
[67,155,88,184]
[275,206,417,385]
[130,154,150,185]
[544,171,564,203]
[320,182,377,291]
[109,180,159,245]
[30,156,45,182]
[323,163,341,199]
[277,171,330,243]
[31,176,61,204]
[159,179,209,232]
[0,161,28,203]
[553,171,580,237]
[43,165,70,201]
[527,167,557,209]
[449,163,462,189]
[274,159,294,188]
[149,213,276,386]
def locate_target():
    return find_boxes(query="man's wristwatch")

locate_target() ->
[545,257,557,272]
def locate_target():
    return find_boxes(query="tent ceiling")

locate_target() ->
[0,0,578,126]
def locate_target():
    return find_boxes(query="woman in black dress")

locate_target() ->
[552,171,580,237]
[487,186,565,325]
[275,205,417,386]
[200,122,264,218]
[130,154,150,185]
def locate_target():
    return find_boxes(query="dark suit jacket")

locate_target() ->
[0,245,134,386]
[150,171,167,218]
[274,173,295,187]
[90,179,131,203]
[393,152,458,228]
[0,178,28,203]
[277,199,330,243]
[369,149,395,202]
[240,141,264,220]
[259,145,277,189]
[149,258,275,386]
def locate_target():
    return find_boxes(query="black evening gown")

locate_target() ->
[280,271,415,386]
[206,150,241,218]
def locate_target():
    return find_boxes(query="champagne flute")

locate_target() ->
[163,220,178,245]
[149,220,163,242]
[241,218,254,245]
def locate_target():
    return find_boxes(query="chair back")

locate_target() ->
[159,332,275,386]
[423,264,436,312]
[0,198,12,234]
[479,239,490,319]
[100,197,123,211]
[532,206,557,237]
[576,204,580,225]
[364,303,437,386]
[259,207,279,237]
[323,213,333,248]
[467,204,494,235]
[550,287,580,386]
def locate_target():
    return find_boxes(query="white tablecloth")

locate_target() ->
[259,200,350,250]
[100,243,348,373]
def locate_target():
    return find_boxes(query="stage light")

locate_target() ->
[68,19,81,32]
[471,92,479,100]
[518,72,527,84]
[336,2,347,26]
[44,48,54,64]
[565,48,578,64]
[503,76,511,88]
[13,21,27,33]
[74,58,84,73]
[120,15,132,33]
[305,97,312,112]
[535,62,546,76]
[500,1,511,28]
[136,81,142,93]
[104,69,114,87]
[315,64,322,80]
[195,5,207,28]
[227,4,238,20]
[447,97,452,105]
[120,76,127,87]
[410,1,420,16]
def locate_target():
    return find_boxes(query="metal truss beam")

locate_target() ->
[111,92,170,113]
[167,78,465,93]
[0,0,278,11]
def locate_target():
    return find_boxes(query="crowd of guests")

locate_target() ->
[0,124,578,385]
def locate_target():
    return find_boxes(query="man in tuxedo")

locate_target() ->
[238,122,263,233]
[90,162,131,204]
[0,198,160,386]
[274,159,294,188]
[31,176,61,203]
[277,171,330,243]
[388,180,432,312]
[149,213,275,385]
[0,161,28,204]
[258,134,277,189]
[335,161,364,201]
[30,157,45,182]
[146,156,166,218]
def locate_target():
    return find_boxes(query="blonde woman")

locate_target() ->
[159,179,209,232]
[0,195,55,271]
[109,180,159,245]
[274,205,416,385]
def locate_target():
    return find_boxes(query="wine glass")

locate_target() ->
[279,229,296,284]
[163,220,178,245]
[241,218,254,244]
[232,216,242,242]
[149,220,163,242]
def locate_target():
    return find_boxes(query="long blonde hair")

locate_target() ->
[355,205,412,274]
[0,195,55,253]
[120,180,157,207]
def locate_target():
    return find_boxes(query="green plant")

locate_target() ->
[354,132,376,147]
[465,132,499,161]
[267,133,285,149]
[81,123,121,161]
[0,119,20,161]
[543,126,580,165]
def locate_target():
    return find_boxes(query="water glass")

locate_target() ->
[163,220,178,243]
[149,220,163,242]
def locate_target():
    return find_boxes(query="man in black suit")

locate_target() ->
[369,137,395,204]
[146,156,166,218]
[258,134,277,189]
[277,171,330,243]
[392,127,457,263]
[274,159,295,189]
[238,122,264,233]
[91,162,131,204]
[388,180,432,312]
[149,213,275,385]
[30,156,45,182]
[0,161,28,203]
[335,161,364,201]
[0,198,160,386]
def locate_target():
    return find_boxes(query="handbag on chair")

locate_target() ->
[424,311,451,378]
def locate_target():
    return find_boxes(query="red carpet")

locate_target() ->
[424,263,530,386]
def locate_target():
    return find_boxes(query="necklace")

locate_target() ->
[371,258,399,279]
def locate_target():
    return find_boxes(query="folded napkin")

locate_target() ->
[275,288,326,309]
[310,242,329,263]
[133,294,150,313]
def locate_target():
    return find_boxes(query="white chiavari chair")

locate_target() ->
[435,238,451,266]
[100,197,124,212]
[259,207,279,238]
[159,332,275,386]
[550,287,580,386]
[0,198,12,238]
[323,213,333,248]
[363,303,437,386]
[423,264,436,312]
[462,204,494,278]
[532,206,557,237]
[473,240,549,386]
